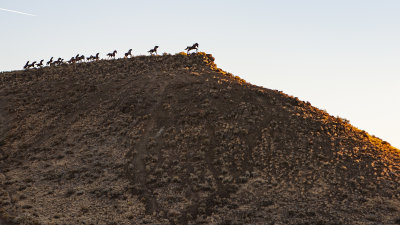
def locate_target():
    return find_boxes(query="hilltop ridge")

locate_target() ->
[0,52,399,224]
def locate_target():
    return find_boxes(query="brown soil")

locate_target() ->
[0,53,399,224]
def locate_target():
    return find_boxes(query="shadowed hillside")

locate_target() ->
[0,52,399,224]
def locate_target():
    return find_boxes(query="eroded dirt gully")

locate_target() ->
[0,52,399,224]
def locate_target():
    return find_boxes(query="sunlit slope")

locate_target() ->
[0,53,399,224]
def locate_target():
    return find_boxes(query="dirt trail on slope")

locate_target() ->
[125,72,170,214]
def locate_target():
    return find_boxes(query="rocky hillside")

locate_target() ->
[0,53,399,225]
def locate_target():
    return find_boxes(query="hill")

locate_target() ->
[0,53,399,224]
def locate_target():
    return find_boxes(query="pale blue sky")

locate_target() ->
[1,0,399,148]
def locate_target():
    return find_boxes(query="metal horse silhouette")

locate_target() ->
[148,46,159,55]
[107,50,117,59]
[185,43,199,54]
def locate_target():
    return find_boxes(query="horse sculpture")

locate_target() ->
[185,43,199,54]
[107,50,117,59]
[124,49,133,58]
[67,57,76,64]
[46,57,53,66]
[23,61,30,69]
[36,60,44,68]
[78,55,85,62]
[27,61,36,69]
[52,58,63,66]
[148,46,159,55]
[87,53,100,61]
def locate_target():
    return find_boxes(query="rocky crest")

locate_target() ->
[0,53,399,224]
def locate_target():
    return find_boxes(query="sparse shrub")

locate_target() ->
[206,53,215,61]
[234,75,246,83]
[80,206,89,214]
[64,189,75,197]
[336,116,350,124]
[21,204,32,209]
[172,176,181,183]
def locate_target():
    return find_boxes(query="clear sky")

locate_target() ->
[1,0,399,148]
